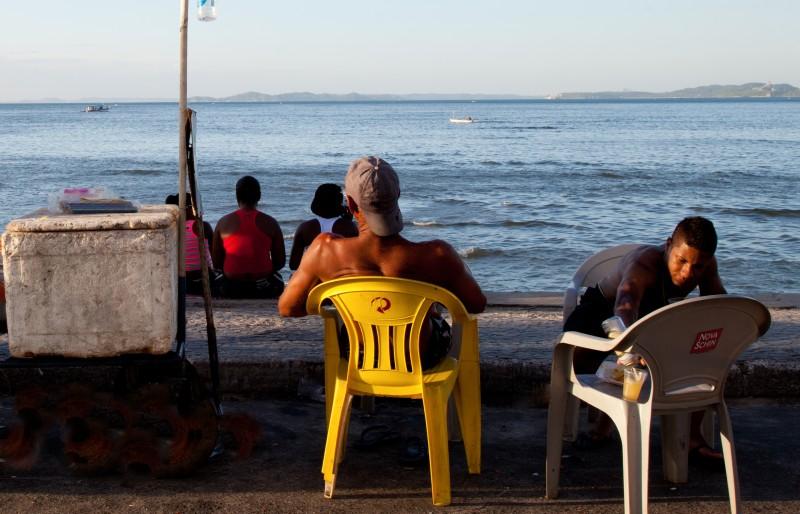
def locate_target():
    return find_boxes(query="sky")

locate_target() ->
[2,0,799,102]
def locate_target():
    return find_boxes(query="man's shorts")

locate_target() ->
[563,285,614,374]
[221,272,285,299]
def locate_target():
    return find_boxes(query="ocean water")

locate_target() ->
[1,100,798,294]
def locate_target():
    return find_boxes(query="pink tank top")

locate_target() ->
[222,209,273,278]
[185,220,213,272]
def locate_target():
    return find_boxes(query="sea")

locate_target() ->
[1,99,798,294]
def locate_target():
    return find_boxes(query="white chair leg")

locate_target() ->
[545,387,568,499]
[613,402,651,514]
[717,401,741,514]
[563,396,581,442]
[660,412,690,484]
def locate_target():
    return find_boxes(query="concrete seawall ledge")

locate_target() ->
[179,295,800,403]
[485,291,800,309]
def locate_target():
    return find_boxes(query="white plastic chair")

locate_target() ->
[563,244,643,321]
[546,294,770,514]
[561,244,643,440]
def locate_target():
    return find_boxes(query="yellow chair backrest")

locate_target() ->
[307,276,472,392]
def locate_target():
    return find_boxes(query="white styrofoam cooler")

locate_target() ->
[1,205,179,358]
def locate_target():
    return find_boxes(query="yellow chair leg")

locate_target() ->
[422,385,452,507]
[454,362,481,474]
[336,395,353,465]
[321,382,351,499]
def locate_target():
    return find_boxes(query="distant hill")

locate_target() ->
[556,82,800,100]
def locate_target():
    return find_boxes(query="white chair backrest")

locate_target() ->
[624,295,770,408]
[563,244,644,320]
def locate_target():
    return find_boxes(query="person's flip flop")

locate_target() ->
[689,444,725,471]
[353,425,401,450]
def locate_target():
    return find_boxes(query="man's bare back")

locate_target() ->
[278,225,486,317]
[278,156,485,318]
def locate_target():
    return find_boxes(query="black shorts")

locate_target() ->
[186,269,224,297]
[221,272,285,299]
[563,285,614,374]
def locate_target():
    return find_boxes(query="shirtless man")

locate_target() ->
[213,176,286,298]
[565,216,726,463]
[278,156,486,366]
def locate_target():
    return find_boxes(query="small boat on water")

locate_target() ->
[84,104,109,112]
[449,115,475,124]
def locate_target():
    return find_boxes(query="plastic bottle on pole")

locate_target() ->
[198,0,216,21]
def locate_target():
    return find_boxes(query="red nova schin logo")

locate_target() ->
[690,328,723,354]
[371,297,391,314]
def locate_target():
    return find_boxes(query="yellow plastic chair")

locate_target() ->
[546,295,771,514]
[306,276,481,506]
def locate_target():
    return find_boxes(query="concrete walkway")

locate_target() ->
[181,293,800,403]
[1,397,799,513]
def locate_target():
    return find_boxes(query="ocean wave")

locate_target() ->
[411,220,443,227]
[506,125,559,130]
[411,220,477,228]
[534,160,595,167]
[106,169,166,176]
[501,219,574,228]
[480,160,503,166]
[598,170,624,179]
[697,207,800,219]
[410,218,572,229]
[507,160,527,166]
[458,247,506,259]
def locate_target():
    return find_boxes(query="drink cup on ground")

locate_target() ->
[622,367,648,402]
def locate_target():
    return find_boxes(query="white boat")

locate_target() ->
[84,104,109,112]
[449,115,475,124]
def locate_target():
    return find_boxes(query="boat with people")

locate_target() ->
[84,104,110,112]
[449,115,475,124]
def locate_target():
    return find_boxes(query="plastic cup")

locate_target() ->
[622,367,648,402]
[602,316,626,339]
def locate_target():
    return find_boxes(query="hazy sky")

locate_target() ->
[2,0,799,101]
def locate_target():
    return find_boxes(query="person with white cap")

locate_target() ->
[279,156,486,368]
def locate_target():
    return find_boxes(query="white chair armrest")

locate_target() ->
[563,286,578,321]
[558,330,620,353]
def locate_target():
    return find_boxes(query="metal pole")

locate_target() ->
[178,0,188,269]
[177,0,189,351]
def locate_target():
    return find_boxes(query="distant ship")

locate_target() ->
[84,104,110,112]
[449,115,475,124]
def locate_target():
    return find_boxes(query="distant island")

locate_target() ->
[187,83,799,102]
[552,82,800,100]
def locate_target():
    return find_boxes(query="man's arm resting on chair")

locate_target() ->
[278,237,327,317]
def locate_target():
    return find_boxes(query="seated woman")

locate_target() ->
[212,176,286,298]
[165,193,221,296]
[289,183,358,270]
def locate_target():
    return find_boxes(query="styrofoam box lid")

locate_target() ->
[5,205,179,233]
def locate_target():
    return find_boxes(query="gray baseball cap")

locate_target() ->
[345,156,403,236]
